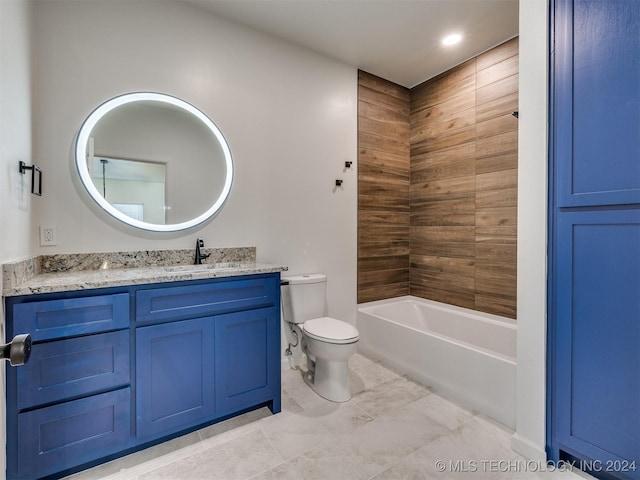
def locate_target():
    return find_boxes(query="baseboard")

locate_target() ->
[511,432,547,462]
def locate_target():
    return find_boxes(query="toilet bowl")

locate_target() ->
[281,275,360,402]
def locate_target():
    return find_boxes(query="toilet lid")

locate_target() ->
[303,317,360,344]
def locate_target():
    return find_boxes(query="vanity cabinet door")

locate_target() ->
[136,317,215,439]
[214,306,281,415]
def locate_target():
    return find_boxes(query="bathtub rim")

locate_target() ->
[357,295,517,364]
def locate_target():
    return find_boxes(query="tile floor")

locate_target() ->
[67,354,590,480]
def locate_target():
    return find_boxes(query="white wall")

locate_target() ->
[513,0,548,461]
[31,0,358,324]
[1,0,34,264]
[0,0,34,476]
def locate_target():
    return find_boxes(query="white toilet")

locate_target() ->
[281,274,359,402]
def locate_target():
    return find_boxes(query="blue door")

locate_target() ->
[136,317,215,439]
[214,307,281,415]
[549,0,640,478]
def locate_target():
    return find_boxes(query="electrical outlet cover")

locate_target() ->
[40,225,57,246]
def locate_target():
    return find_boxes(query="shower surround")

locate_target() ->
[358,37,519,319]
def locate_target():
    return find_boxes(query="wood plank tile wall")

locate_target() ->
[357,38,519,318]
[357,71,411,303]
[410,37,519,318]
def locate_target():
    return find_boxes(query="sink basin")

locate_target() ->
[163,263,241,273]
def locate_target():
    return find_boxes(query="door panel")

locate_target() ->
[214,307,280,414]
[555,0,640,207]
[136,318,215,439]
[555,211,640,469]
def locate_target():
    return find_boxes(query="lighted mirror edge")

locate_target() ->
[75,92,234,232]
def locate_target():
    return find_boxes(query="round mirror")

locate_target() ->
[75,92,233,232]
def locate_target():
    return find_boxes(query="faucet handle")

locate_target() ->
[195,237,210,264]
[195,237,211,265]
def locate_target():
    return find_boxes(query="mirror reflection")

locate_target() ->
[76,93,233,232]
[90,156,167,223]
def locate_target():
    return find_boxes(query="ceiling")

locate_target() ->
[184,0,519,88]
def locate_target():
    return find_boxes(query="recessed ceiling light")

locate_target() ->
[442,33,462,46]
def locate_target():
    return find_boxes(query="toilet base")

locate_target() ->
[304,354,352,403]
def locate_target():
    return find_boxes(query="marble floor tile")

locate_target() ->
[436,415,519,460]
[260,410,329,460]
[138,430,282,480]
[281,389,305,414]
[249,448,370,480]
[372,416,521,480]
[351,360,401,391]
[353,376,430,418]
[509,468,595,480]
[320,404,449,478]
[301,400,374,435]
[349,352,378,370]
[410,392,475,431]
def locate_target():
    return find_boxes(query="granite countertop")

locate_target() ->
[2,248,287,297]
[3,263,286,297]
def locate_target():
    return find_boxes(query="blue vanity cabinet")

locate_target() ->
[5,272,282,480]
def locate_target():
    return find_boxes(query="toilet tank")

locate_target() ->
[281,274,327,324]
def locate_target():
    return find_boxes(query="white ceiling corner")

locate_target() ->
[183,0,519,88]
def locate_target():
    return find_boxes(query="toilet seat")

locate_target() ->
[303,317,359,344]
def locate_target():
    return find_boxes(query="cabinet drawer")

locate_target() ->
[136,276,277,323]
[17,330,130,409]
[15,388,131,479]
[12,293,129,341]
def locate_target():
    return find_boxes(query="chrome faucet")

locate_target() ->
[194,238,211,265]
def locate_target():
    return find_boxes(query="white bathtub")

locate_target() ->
[357,296,516,428]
